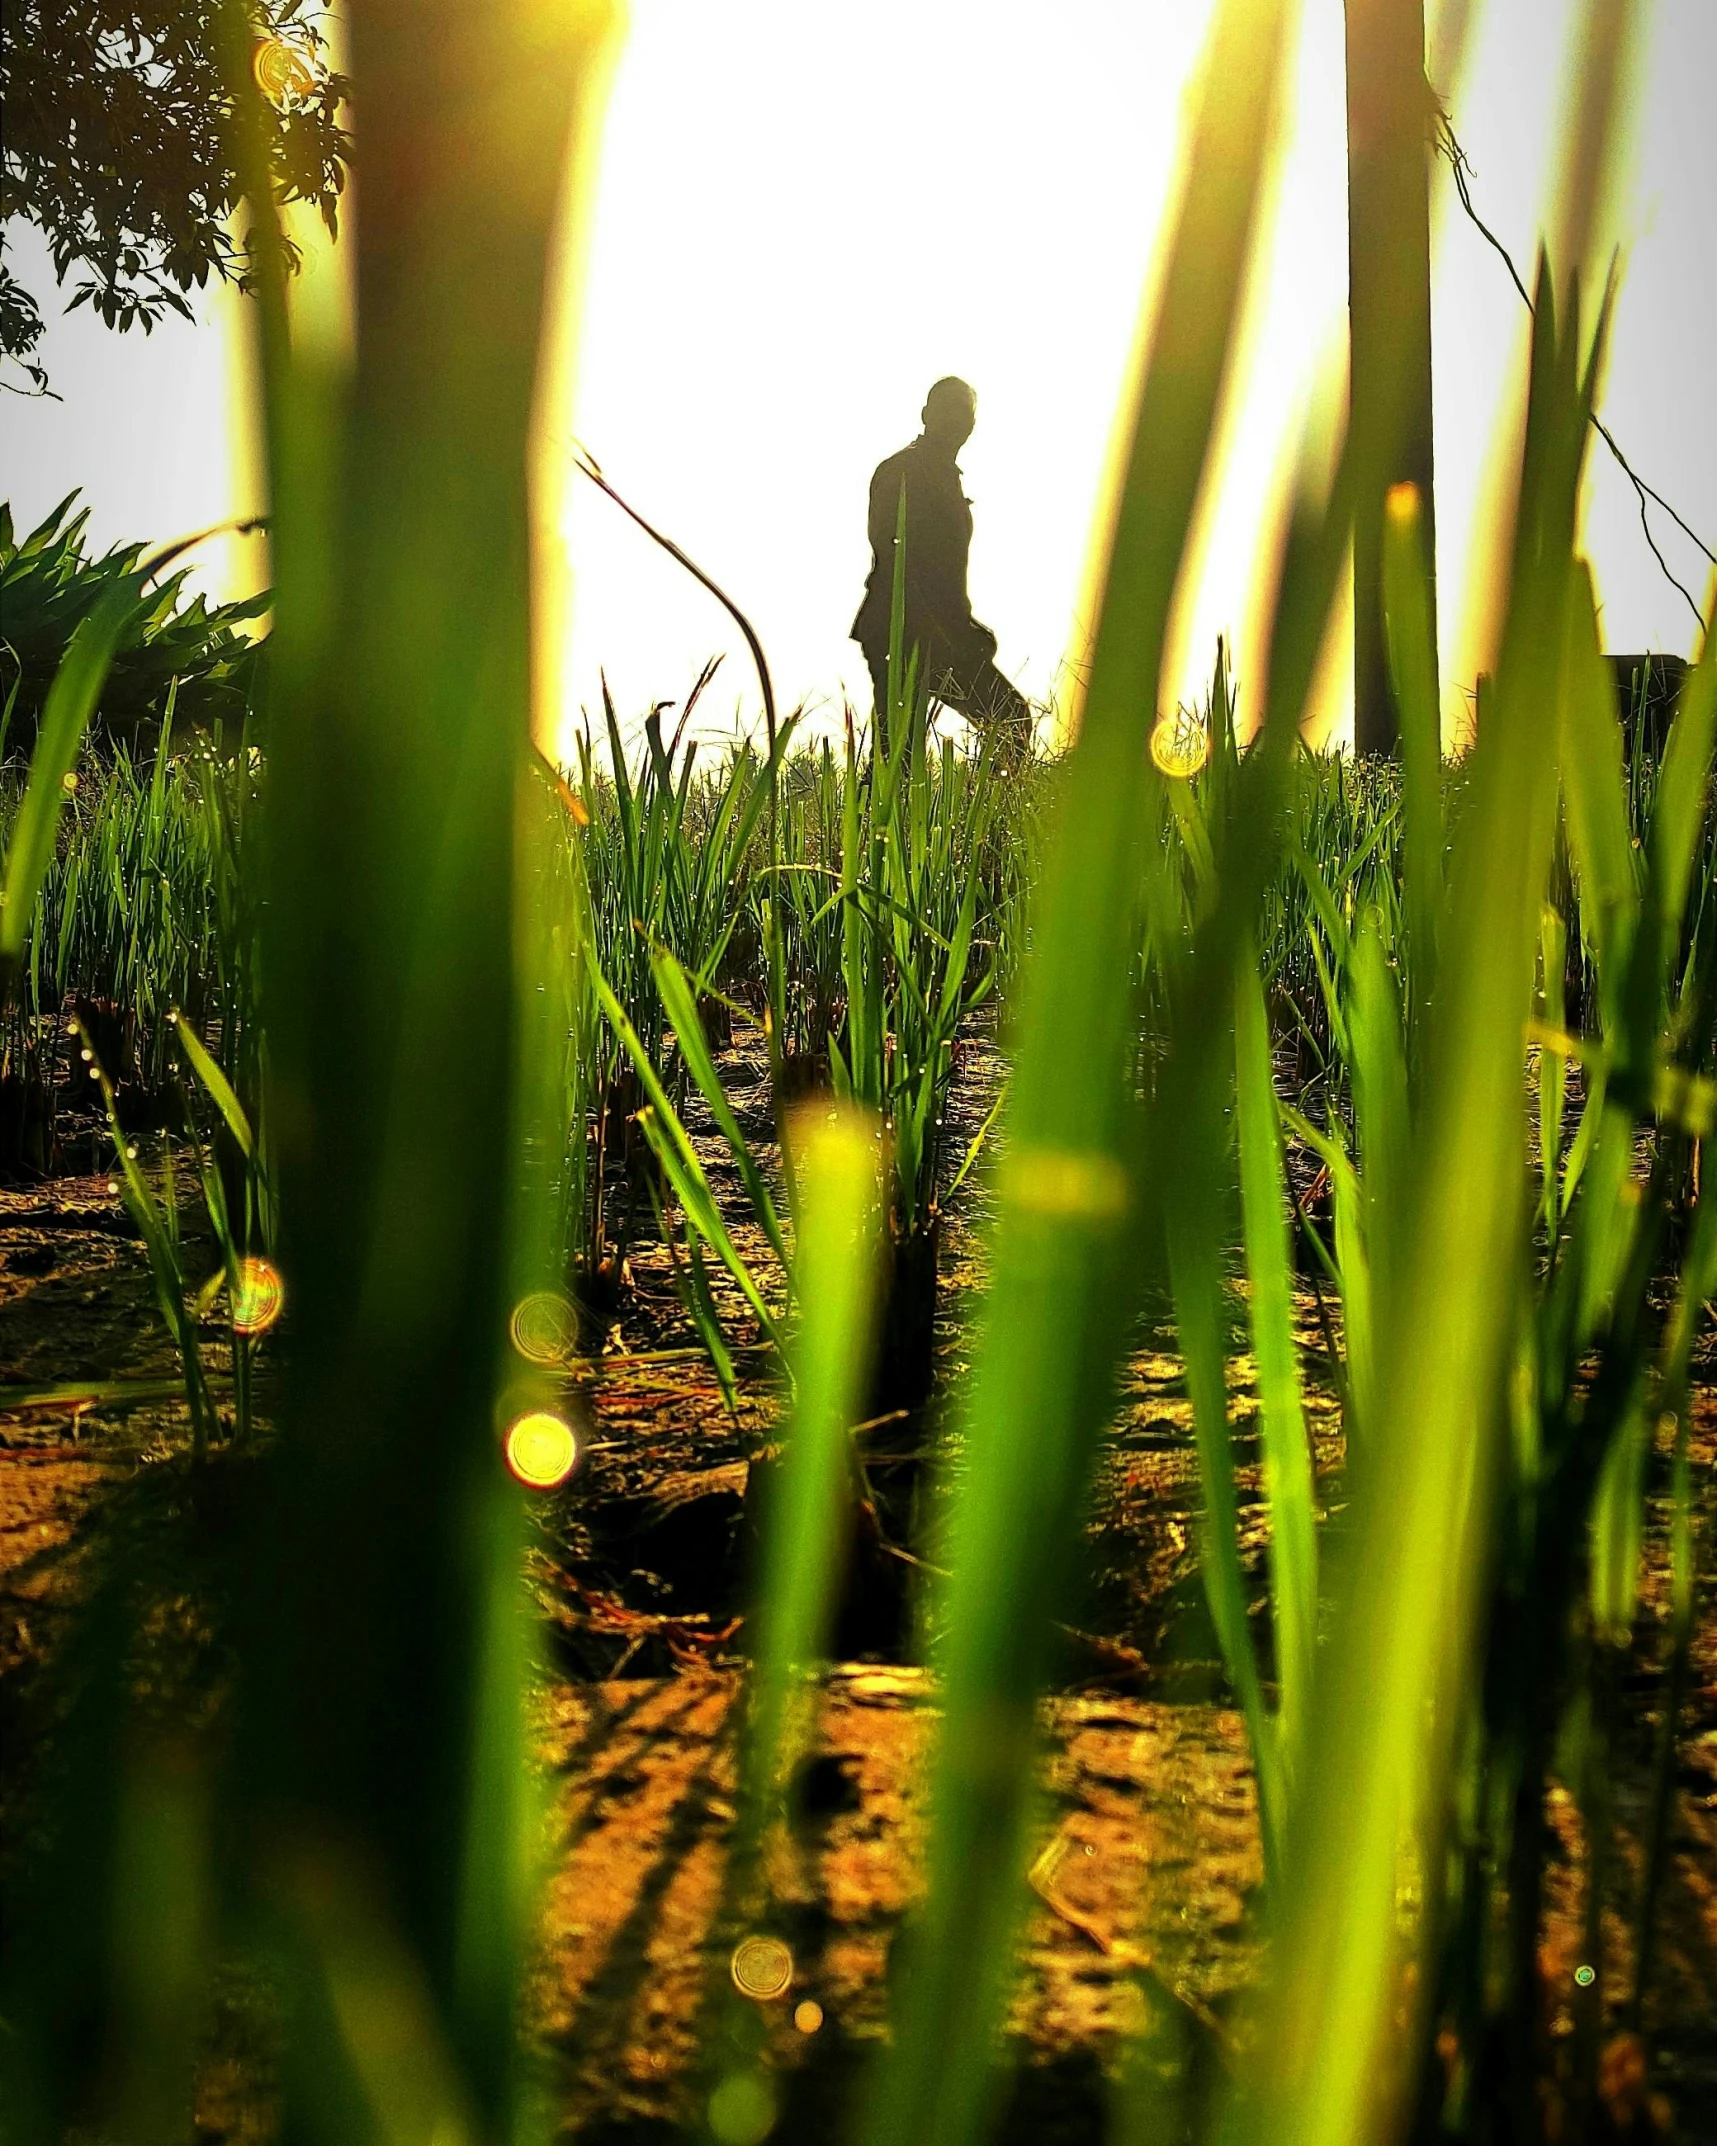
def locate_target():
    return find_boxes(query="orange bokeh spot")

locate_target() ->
[504,1410,578,1491]
[554,772,593,827]
[231,1256,285,1337]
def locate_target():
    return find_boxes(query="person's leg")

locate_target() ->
[873,638,944,759]
[863,646,891,754]
[940,657,1034,763]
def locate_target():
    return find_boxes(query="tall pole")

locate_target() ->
[1346,0,1438,757]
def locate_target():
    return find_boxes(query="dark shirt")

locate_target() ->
[851,436,996,671]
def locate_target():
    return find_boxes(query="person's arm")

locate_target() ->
[868,462,904,574]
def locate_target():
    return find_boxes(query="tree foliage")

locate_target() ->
[0,1,349,392]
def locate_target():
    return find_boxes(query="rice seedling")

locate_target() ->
[1,698,267,1180]
[0,494,267,756]
[767,748,841,1040]
[72,1012,220,1458]
[563,614,1024,1399]
[822,684,1004,1406]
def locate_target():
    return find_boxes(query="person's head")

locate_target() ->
[922,376,977,452]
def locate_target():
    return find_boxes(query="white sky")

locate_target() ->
[3,0,1713,759]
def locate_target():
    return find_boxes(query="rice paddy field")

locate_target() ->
[3,3,1716,2144]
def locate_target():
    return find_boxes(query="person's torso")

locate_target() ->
[859,439,974,637]
[887,439,972,568]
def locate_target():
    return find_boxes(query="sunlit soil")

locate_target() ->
[525,1673,1262,2137]
[3,1032,1714,2141]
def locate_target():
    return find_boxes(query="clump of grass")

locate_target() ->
[0,493,266,756]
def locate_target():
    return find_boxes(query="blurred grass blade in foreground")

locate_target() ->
[1226,258,1625,2146]
[234,0,624,2131]
[861,3,1300,2139]
[743,1106,884,1827]
[1234,950,1317,1794]
[702,1106,884,2131]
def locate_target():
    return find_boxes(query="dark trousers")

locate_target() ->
[864,642,1033,760]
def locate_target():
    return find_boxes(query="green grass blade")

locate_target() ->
[595,960,785,1350]
[651,945,790,1272]
[231,2,625,2124]
[1381,482,1443,1038]
[1235,952,1318,1786]
[1559,560,1640,1009]
[1345,918,1408,1441]
[170,1007,255,1159]
[1538,902,1570,1234]
[1168,1197,1287,1880]
[75,1020,212,1460]
[1643,591,1716,979]
[1589,1384,1650,1642]
[744,1106,884,1819]
[1,578,142,999]
[860,3,1301,2139]
[1225,240,1617,2146]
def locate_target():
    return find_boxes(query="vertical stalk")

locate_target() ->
[1345,0,1438,757]
[236,0,621,2125]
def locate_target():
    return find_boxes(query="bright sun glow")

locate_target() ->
[8,5,1708,759]
[552,0,1245,757]
[540,0,1709,766]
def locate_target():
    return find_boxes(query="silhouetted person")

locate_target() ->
[851,377,1033,757]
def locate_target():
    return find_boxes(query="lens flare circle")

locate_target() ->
[1148,711,1209,781]
[504,1410,578,1491]
[510,1290,580,1366]
[729,1935,793,2001]
[231,1256,285,1337]
[252,37,315,107]
[792,1999,823,2034]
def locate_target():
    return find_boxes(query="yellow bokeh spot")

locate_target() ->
[1385,479,1424,531]
[61,770,79,793]
[504,1410,578,1491]
[793,1998,823,2034]
[231,1256,285,1337]
[729,1934,793,2001]
[253,37,315,108]
[1000,1146,1128,1222]
[510,1290,580,1366]
[1148,710,1209,781]
[707,2072,776,2146]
